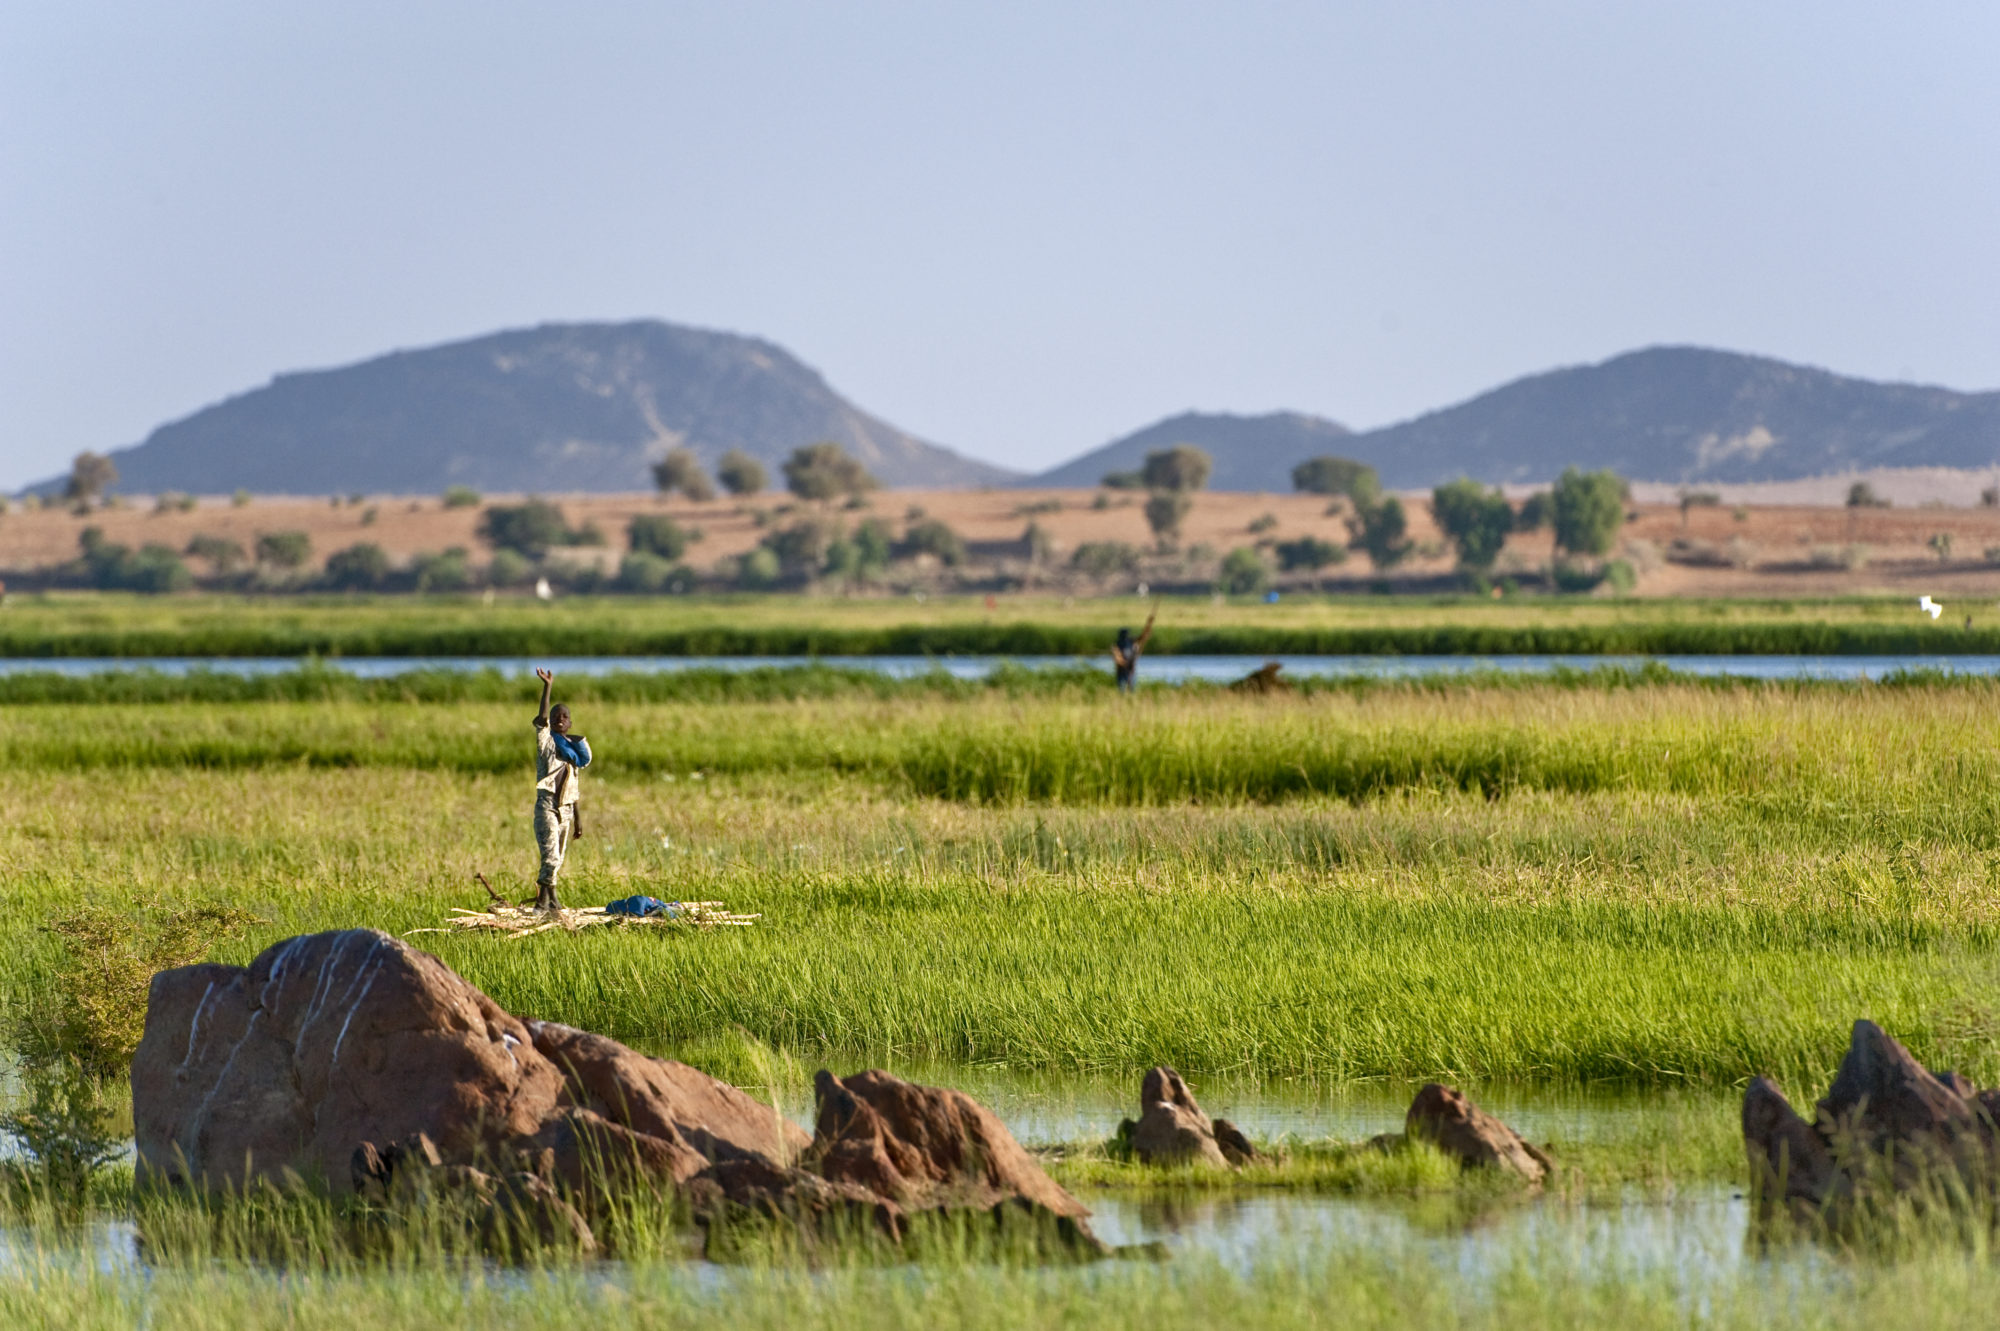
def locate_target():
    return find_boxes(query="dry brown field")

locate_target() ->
[9,486,2000,595]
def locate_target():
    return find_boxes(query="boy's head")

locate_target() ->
[550,703,572,735]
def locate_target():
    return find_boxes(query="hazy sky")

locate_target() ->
[4,2,1998,486]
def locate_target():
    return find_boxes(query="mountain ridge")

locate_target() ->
[1030,347,2000,491]
[37,320,1015,495]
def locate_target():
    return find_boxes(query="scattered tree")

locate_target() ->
[651,447,716,502]
[254,530,313,570]
[1070,541,1142,580]
[1515,492,1552,531]
[1140,445,1213,494]
[783,442,877,502]
[64,452,118,506]
[1430,478,1515,572]
[898,518,966,566]
[1143,491,1193,545]
[322,543,389,590]
[74,528,191,593]
[184,534,245,574]
[1846,481,1891,509]
[1274,536,1346,575]
[1346,496,1412,569]
[1677,489,1722,527]
[627,514,698,560]
[1549,468,1627,557]
[478,500,587,557]
[1023,521,1054,567]
[825,518,894,583]
[760,518,838,576]
[716,449,768,497]
[1929,531,1955,563]
[1100,470,1145,489]
[442,486,482,509]
[1218,546,1270,596]
[1291,455,1381,507]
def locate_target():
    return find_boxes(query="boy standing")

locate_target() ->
[531,667,592,910]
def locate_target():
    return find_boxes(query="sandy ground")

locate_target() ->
[8,486,2000,596]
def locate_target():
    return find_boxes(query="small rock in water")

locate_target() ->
[1404,1083,1551,1183]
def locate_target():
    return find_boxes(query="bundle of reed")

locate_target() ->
[406,877,759,940]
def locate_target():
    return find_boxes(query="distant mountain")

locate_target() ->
[1028,410,1355,491]
[1340,347,2000,489]
[1039,348,2000,492]
[44,320,1014,495]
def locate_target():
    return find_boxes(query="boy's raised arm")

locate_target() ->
[535,667,553,726]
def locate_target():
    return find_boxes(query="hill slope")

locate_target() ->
[1029,410,1355,491]
[1342,347,2000,489]
[1040,348,2000,491]
[56,321,1013,495]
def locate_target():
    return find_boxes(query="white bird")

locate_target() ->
[1918,595,1942,620]
[534,576,553,601]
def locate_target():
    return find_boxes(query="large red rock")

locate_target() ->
[131,930,791,1194]
[528,1020,808,1167]
[1405,1084,1551,1183]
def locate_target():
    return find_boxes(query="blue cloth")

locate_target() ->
[551,732,591,769]
[605,895,677,918]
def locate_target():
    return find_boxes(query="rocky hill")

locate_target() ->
[49,320,1013,495]
[1035,348,2000,491]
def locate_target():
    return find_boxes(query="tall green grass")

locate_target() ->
[2,589,1995,655]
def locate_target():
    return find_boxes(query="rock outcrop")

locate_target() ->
[1405,1084,1551,1183]
[1122,1067,1259,1168]
[132,930,796,1194]
[133,929,1100,1255]
[1744,1019,2000,1215]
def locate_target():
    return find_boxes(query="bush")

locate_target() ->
[1290,456,1380,505]
[9,904,258,1078]
[1100,470,1144,489]
[479,500,587,557]
[1430,478,1515,571]
[322,542,390,590]
[231,489,251,508]
[1143,491,1193,544]
[486,548,534,587]
[761,519,837,576]
[153,490,196,514]
[783,442,877,501]
[1023,521,1054,566]
[736,546,782,589]
[410,547,473,592]
[0,1061,122,1206]
[184,534,245,573]
[628,514,697,560]
[1847,481,1891,509]
[619,550,676,593]
[1551,560,1605,593]
[1274,536,1346,572]
[1218,546,1270,595]
[899,518,966,566]
[1070,541,1141,580]
[826,519,893,582]
[1601,558,1637,593]
[75,529,192,592]
[1515,492,1552,531]
[1550,468,1627,556]
[255,529,313,569]
[442,486,482,509]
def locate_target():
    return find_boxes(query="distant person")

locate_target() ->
[531,667,592,910]
[1111,607,1157,693]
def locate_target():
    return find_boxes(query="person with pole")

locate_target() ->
[531,667,591,910]
[1111,606,1157,693]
